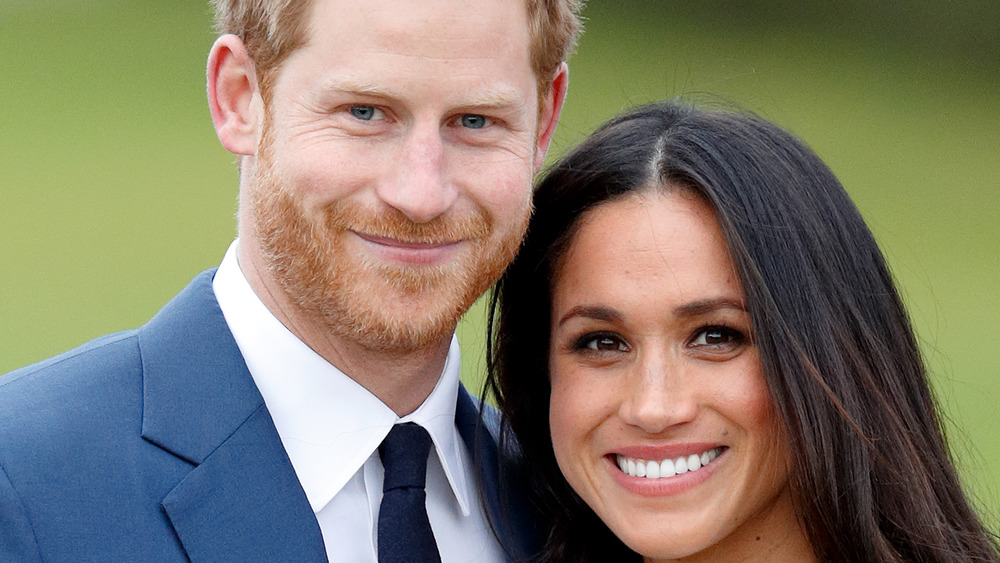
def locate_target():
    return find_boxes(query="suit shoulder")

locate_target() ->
[0,331,142,431]
[1,330,139,386]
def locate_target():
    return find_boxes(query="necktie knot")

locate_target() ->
[379,423,433,492]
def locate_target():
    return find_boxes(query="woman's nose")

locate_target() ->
[618,356,697,434]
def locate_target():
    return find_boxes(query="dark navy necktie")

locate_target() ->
[377,423,442,563]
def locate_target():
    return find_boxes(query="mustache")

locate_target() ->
[324,204,492,244]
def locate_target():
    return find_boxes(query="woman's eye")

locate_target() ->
[348,105,386,121]
[578,333,629,353]
[690,326,745,348]
[459,114,491,129]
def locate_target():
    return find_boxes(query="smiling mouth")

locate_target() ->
[615,447,726,480]
[354,232,461,249]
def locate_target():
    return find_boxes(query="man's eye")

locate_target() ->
[460,114,490,129]
[349,105,385,121]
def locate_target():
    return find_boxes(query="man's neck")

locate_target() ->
[313,336,452,417]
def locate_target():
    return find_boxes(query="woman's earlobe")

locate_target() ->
[207,34,261,156]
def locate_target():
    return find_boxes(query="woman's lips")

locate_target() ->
[606,445,728,496]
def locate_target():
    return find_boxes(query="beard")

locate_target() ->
[247,143,529,354]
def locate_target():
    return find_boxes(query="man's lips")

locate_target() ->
[354,231,458,249]
[352,231,463,264]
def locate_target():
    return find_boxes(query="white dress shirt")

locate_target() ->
[212,241,503,562]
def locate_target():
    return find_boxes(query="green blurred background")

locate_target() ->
[2,0,997,528]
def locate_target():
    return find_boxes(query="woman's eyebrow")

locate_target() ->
[555,305,623,328]
[674,298,748,318]
[555,298,747,328]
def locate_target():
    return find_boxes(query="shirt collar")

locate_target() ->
[212,240,474,515]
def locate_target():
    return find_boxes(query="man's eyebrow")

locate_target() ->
[318,78,395,99]
[318,78,523,109]
[457,89,524,110]
[556,305,623,328]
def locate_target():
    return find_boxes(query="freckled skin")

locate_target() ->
[241,0,540,330]
[548,190,815,562]
[216,0,565,413]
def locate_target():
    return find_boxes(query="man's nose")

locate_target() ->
[618,354,697,435]
[376,126,458,224]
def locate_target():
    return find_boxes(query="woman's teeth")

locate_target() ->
[616,447,723,479]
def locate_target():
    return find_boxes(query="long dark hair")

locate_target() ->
[486,100,999,562]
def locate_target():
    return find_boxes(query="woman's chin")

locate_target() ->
[616,531,714,562]
[593,502,725,562]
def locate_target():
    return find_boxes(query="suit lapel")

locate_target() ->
[138,270,326,561]
[161,405,326,561]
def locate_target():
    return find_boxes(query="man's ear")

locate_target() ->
[533,62,569,173]
[207,34,262,156]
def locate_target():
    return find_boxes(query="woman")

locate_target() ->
[486,101,999,561]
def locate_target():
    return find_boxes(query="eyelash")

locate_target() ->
[344,104,387,122]
[343,104,498,129]
[454,114,493,129]
[568,325,748,356]
[571,331,629,354]
[689,325,746,349]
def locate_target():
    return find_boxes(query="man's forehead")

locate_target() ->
[301,0,532,54]
[273,0,538,108]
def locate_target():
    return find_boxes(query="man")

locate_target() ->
[0,0,581,560]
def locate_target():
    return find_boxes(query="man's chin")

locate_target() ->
[329,266,488,352]
[335,309,463,354]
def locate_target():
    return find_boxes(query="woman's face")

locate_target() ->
[548,190,803,561]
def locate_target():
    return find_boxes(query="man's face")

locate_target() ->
[242,0,550,352]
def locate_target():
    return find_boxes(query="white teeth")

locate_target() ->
[646,460,660,479]
[687,454,701,471]
[675,456,688,474]
[660,458,675,477]
[615,447,723,480]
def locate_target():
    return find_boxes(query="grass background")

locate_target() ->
[2,1,997,529]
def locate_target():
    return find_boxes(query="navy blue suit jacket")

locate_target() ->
[0,270,539,562]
